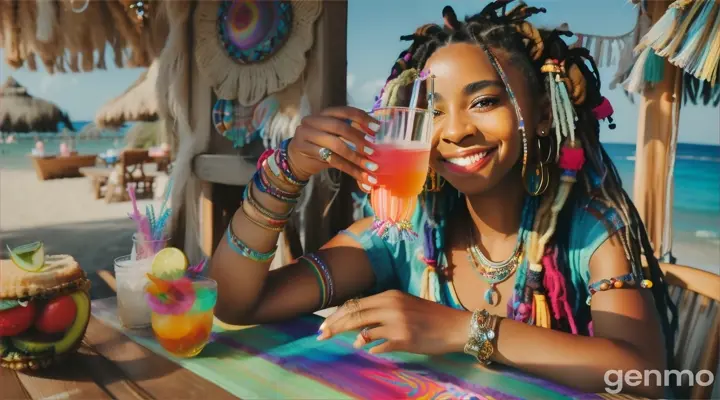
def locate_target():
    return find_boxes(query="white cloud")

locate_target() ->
[359,79,385,98]
[347,73,356,90]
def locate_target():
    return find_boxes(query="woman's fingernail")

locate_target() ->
[361,183,372,191]
[364,134,375,144]
[368,122,380,132]
[363,146,374,155]
[367,175,378,184]
[364,161,379,172]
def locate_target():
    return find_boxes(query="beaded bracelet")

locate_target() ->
[299,253,335,309]
[586,273,654,305]
[254,169,300,203]
[243,181,294,221]
[464,309,498,365]
[240,204,286,232]
[276,139,310,187]
[226,223,276,262]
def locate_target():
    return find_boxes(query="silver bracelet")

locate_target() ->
[463,309,498,365]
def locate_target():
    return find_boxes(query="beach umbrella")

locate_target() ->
[94,60,160,129]
[0,77,74,133]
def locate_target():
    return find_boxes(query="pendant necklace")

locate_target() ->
[466,226,523,306]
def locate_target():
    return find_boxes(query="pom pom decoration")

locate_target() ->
[558,145,585,171]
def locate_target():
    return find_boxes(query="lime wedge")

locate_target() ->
[151,247,188,280]
[7,242,45,272]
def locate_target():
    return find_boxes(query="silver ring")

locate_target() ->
[318,147,332,162]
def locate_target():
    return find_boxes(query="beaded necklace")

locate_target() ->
[464,196,535,306]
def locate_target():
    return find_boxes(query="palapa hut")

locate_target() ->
[95,59,160,129]
[0,77,74,133]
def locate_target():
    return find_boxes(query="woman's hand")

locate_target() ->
[317,290,472,355]
[287,106,380,188]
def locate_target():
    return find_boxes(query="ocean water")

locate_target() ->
[2,128,718,241]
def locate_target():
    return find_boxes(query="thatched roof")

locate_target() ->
[0,77,74,133]
[0,0,168,74]
[95,60,159,128]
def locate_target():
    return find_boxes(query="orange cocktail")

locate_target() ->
[369,107,433,242]
[146,276,217,358]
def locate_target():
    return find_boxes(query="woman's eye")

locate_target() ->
[470,97,499,110]
[432,109,444,117]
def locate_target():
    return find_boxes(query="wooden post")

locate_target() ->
[632,0,680,259]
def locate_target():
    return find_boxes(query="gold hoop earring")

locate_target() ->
[424,167,445,192]
[523,138,552,196]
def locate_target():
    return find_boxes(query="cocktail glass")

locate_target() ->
[368,107,434,242]
[146,277,217,358]
[114,255,153,329]
[131,234,170,261]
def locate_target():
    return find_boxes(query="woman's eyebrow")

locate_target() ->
[462,80,504,95]
[429,80,503,103]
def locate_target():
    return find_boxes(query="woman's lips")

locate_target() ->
[442,148,497,174]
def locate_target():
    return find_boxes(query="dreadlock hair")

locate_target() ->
[375,0,678,369]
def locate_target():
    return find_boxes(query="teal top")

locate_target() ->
[342,194,626,335]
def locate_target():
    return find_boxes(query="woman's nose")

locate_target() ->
[440,111,478,145]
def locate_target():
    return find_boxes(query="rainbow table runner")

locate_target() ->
[92,298,604,399]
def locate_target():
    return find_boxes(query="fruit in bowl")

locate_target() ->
[1,243,91,371]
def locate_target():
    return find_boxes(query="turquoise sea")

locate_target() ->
[2,123,719,243]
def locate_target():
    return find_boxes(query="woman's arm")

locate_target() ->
[489,233,667,398]
[211,214,379,325]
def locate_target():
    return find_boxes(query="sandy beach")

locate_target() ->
[0,169,169,299]
[1,169,718,301]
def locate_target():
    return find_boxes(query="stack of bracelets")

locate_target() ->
[464,309,500,365]
[226,139,336,309]
[227,139,308,263]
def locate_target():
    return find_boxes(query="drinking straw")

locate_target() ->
[405,69,431,142]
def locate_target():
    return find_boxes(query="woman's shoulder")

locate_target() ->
[565,194,628,277]
[569,195,626,239]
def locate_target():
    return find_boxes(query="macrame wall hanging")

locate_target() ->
[194,0,321,149]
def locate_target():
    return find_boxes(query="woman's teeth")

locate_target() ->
[446,151,489,166]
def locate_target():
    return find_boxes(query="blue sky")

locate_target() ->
[1,0,718,144]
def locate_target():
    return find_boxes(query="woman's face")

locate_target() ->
[424,42,539,196]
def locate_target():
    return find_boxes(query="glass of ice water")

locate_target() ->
[114,255,153,329]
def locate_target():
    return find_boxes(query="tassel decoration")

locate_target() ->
[533,293,551,328]
[631,0,720,87]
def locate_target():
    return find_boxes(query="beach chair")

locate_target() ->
[660,263,720,399]
[104,149,157,203]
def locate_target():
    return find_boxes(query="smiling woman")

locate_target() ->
[209,1,678,398]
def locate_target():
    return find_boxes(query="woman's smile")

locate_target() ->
[441,146,498,175]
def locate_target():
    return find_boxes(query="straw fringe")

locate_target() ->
[4,0,162,74]
[193,0,322,106]
[35,0,56,43]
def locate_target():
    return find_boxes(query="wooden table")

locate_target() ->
[2,316,236,399]
[3,299,644,400]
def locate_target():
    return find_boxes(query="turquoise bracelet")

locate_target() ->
[226,224,276,262]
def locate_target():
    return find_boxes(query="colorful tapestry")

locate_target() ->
[91,298,604,400]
